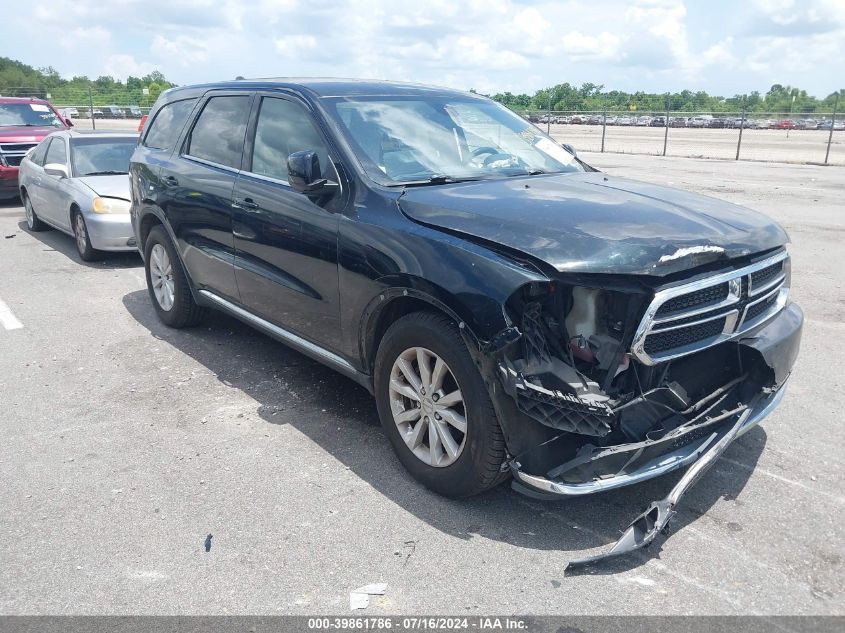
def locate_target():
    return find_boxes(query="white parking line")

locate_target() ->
[0,298,23,330]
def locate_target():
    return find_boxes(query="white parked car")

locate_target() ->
[18,131,139,260]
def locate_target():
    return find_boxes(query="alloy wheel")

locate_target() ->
[24,197,34,229]
[149,243,175,311]
[388,347,467,467]
[74,214,88,254]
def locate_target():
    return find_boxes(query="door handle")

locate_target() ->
[163,175,178,187]
[232,198,259,210]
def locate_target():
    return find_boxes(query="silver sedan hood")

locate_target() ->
[76,175,131,201]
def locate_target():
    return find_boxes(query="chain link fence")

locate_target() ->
[522,108,843,165]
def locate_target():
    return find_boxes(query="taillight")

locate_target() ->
[137,115,148,133]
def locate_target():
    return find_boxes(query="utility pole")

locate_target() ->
[736,95,747,160]
[663,94,670,157]
[88,84,96,131]
[825,91,839,165]
[787,94,795,139]
[547,90,552,135]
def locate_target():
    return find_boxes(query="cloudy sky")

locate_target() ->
[4,0,844,97]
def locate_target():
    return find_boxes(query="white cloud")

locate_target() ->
[151,35,210,65]
[104,54,156,80]
[560,31,624,62]
[275,35,319,57]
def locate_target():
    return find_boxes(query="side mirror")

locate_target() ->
[44,163,68,179]
[561,143,577,157]
[64,118,74,127]
[287,150,338,196]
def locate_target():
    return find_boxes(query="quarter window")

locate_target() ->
[251,97,331,183]
[44,137,67,165]
[29,138,52,166]
[187,95,251,169]
[143,98,197,151]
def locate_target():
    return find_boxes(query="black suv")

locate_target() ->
[129,79,802,515]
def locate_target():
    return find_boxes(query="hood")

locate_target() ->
[77,175,131,200]
[397,172,788,277]
[0,126,65,143]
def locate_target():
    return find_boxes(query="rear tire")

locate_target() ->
[143,225,205,327]
[23,193,47,232]
[374,311,508,498]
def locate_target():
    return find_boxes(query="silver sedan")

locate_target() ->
[18,131,138,261]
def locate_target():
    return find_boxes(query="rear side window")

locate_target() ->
[186,95,251,169]
[250,97,331,183]
[29,138,52,166]
[45,137,67,165]
[143,98,197,151]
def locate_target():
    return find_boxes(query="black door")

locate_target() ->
[160,92,253,302]
[232,95,343,350]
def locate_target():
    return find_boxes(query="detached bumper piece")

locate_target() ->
[567,404,755,568]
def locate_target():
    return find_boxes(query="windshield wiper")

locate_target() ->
[394,174,482,187]
[82,171,128,176]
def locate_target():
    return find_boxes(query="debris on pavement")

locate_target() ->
[204,534,213,552]
[349,583,387,610]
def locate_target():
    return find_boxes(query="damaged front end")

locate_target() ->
[484,250,802,561]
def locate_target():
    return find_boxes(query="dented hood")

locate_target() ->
[397,172,788,276]
[76,175,131,200]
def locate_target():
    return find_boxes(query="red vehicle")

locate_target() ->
[773,119,795,130]
[0,97,71,199]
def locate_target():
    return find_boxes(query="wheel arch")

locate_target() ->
[359,275,511,375]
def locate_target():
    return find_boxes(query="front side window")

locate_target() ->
[186,95,251,169]
[251,97,331,183]
[71,138,137,176]
[0,103,64,128]
[44,137,67,165]
[143,98,197,151]
[326,96,583,185]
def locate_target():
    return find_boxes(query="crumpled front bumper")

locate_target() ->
[510,302,803,499]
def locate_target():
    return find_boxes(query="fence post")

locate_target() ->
[825,92,839,165]
[662,97,669,156]
[547,92,552,136]
[88,85,96,131]
[736,95,746,161]
[601,109,607,153]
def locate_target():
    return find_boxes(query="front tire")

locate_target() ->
[23,193,47,232]
[72,211,99,262]
[374,311,508,497]
[143,225,205,327]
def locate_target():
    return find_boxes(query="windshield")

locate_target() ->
[325,96,583,185]
[0,103,64,128]
[70,137,137,176]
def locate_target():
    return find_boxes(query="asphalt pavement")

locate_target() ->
[0,153,842,615]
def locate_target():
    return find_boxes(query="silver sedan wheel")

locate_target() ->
[389,347,467,467]
[24,197,34,229]
[149,243,175,311]
[74,214,88,253]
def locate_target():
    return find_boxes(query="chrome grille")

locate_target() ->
[631,251,790,365]
[0,142,38,167]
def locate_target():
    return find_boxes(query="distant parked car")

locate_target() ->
[616,115,633,126]
[794,119,818,130]
[650,116,666,127]
[18,131,139,260]
[687,116,712,128]
[773,120,795,130]
[669,117,687,127]
[127,105,143,118]
[818,120,845,131]
[61,107,79,119]
[635,116,651,126]
[104,105,125,119]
